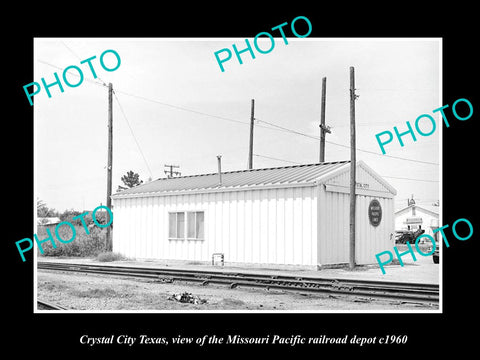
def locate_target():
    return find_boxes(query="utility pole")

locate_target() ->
[164,164,181,178]
[106,83,113,252]
[248,99,255,169]
[349,67,358,270]
[319,77,330,162]
[217,155,222,185]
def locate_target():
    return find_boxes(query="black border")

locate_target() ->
[7,4,478,355]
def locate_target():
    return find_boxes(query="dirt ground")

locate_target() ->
[37,270,438,312]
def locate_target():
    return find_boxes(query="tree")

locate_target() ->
[37,198,57,217]
[117,170,143,192]
[59,208,82,224]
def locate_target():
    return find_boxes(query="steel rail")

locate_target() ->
[37,299,67,310]
[37,262,438,289]
[38,262,439,305]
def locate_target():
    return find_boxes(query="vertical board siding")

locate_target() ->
[317,188,349,265]
[355,195,394,264]
[237,191,245,263]
[252,190,260,263]
[244,190,253,263]
[229,191,238,263]
[276,190,285,264]
[112,185,317,266]
[152,197,158,257]
[260,190,268,263]
[206,192,215,258]
[284,188,294,264]
[317,186,395,266]
[127,198,133,257]
[293,187,302,264]
[160,196,167,259]
[268,189,278,264]
[134,198,141,258]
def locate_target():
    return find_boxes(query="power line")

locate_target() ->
[254,153,438,184]
[36,59,439,167]
[116,89,439,167]
[335,143,439,165]
[114,90,297,134]
[113,91,154,179]
[60,41,108,86]
[114,89,250,126]
[60,41,82,60]
[38,59,154,180]
[253,154,300,164]
[256,118,320,140]
[256,118,439,166]
[382,175,439,183]
[37,59,107,88]
[333,123,399,127]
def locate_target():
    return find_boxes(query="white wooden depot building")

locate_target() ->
[111,160,396,268]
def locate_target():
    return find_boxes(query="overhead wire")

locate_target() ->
[37,55,440,170]
[37,59,108,88]
[113,91,154,179]
[40,44,154,180]
[253,154,439,184]
[60,41,108,87]
[39,58,154,180]
[381,175,439,183]
[253,154,301,164]
[113,90,440,167]
[255,118,439,166]
[113,89,250,126]
[60,40,83,61]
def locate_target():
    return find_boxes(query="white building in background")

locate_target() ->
[395,196,439,237]
[111,160,397,269]
[37,217,61,226]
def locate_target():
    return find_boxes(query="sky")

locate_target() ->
[34,38,441,213]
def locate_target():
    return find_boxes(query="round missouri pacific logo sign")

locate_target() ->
[368,199,382,227]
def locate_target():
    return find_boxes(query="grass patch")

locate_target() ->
[70,287,118,298]
[187,261,204,265]
[219,298,246,307]
[40,281,69,292]
[37,225,106,257]
[96,251,126,262]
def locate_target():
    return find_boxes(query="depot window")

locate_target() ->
[169,211,204,240]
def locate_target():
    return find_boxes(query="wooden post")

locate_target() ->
[106,83,113,252]
[248,99,255,169]
[349,67,356,270]
[319,77,328,162]
[217,155,222,185]
[164,164,180,178]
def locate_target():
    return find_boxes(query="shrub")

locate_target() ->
[96,251,126,262]
[37,225,106,257]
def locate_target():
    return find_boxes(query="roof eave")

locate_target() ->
[111,181,318,199]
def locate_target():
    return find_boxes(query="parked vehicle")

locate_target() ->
[394,228,425,244]
[432,244,439,264]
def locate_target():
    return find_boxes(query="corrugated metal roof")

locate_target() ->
[112,161,350,197]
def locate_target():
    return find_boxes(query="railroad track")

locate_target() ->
[38,262,439,305]
[37,299,67,310]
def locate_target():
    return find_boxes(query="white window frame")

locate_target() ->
[168,210,205,241]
